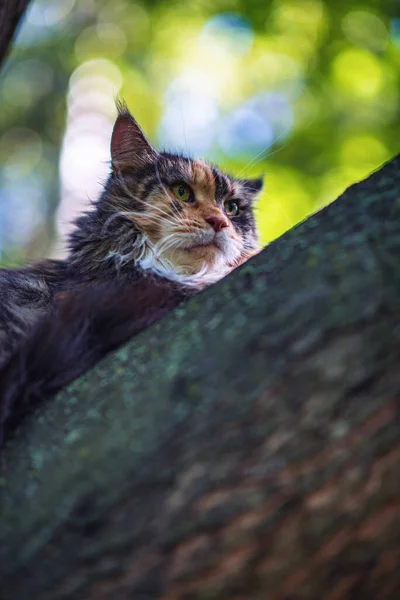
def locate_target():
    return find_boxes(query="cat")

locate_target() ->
[0,104,262,447]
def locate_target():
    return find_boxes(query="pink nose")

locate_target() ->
[205,216,229,233]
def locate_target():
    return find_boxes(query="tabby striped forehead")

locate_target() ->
[146,153,245,204]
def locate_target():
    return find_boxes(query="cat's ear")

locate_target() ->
[241,177,264,198]
[111,104,157,174]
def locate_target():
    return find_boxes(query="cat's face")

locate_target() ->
[104,107,262,287]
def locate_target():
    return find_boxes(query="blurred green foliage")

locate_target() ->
[0,0,399,264]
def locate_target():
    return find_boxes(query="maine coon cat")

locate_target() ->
[0,104,262,446]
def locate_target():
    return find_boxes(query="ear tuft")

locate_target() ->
[242,177,264,195]
[111,103,157,174]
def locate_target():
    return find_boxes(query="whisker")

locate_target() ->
[100,158,259,290]
[109,186,174,221]
[154,230,199,254]
[106,184,185,227]
[113,161,189,228]
[239,111,321,179]
[101,209,175,235]
[154,159,184,221]
[154,233,188,255]
[236,126,291,178]
[262,191,294,227]
[112,166,179,221]
[113,171,185,229]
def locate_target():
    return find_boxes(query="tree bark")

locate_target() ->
[0,0,32,66]
[1,155,400,599]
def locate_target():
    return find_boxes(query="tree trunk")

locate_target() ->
[0,0,31,66]
[1,156,400,599]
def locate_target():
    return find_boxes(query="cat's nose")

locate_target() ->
[205,216,229,233]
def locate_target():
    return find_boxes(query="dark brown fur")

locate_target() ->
[0,278,188,447]
[0,260,66,363]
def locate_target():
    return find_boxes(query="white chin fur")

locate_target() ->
[106,232,239,289]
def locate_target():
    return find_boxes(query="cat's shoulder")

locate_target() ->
[0,258,67,301]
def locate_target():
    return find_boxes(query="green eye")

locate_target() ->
[172,183,192,203]
[224,200,239,217]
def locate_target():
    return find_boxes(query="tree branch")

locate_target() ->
[0,0,32,68]
[1,155,400,599]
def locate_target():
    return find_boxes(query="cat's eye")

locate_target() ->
[172,183,193,203]
[224,200,240,217]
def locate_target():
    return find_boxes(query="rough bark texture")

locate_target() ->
[0,0,31,66]
[1,155,400,599]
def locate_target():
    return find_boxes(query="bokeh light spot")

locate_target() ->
[1,60,54,109]
[158,87,219,155]
[219,108,274,158]
[0,128,43,179]
[339,135,390,168]
[390,19,400,47]
[200,13,254,57]
[271,0,325,37]
[253,50,304,97]
[28,0,76,26]
[332,48,384,98]
[69,59,123,96]
[75,23,127,61]
[342,11,388,52]
[219,93,293,159]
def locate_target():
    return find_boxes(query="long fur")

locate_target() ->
[0,277,188,447]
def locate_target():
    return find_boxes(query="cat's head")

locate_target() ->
[101,105,262,287]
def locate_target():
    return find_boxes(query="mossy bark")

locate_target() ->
[1,156,400,599]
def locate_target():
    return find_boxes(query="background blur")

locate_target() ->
[0,0,399,265]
